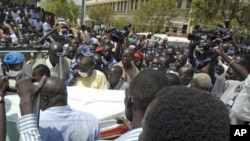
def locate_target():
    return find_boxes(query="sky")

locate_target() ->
[72,0,82,5]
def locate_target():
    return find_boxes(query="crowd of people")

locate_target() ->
[0,1,249,141]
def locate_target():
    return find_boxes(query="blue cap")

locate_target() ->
[77,45,94,57]
[4,51,25,64]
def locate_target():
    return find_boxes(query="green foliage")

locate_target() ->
[190,0,250,32]
[133,0,179,32]
[89,5,114,24]
[41,0,80,23]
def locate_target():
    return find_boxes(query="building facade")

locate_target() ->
[85,0,192,33]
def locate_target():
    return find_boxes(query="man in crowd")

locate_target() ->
[139,86,230,141]
[32,42,71,81]
[115,69,170,141]
[114,48,139,84]
[178,65,194,87]
[39,77,100,140]
[73,56,109,89]
[108,65,129,90]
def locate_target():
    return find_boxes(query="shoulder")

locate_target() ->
[73,110,99,122]
[63,57,72,64]
[94,70,106,77]
[32,58,47,69]
[115,128,142,141]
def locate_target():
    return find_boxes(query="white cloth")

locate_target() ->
[231,74,250,122]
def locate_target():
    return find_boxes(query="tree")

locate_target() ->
[41,0,80,23]
[133,0,179,32]
[190,0,250,32]
[89,5,114,24]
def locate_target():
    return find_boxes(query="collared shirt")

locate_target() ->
[39,105,100,141]
[114,61,140,84]
[32,56,71,81]
[19,114,41,141]
[114,127,142,141]
[73,70,109,89]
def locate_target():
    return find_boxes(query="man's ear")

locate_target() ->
[127,96,134,108]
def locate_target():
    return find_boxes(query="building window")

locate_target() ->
[121,1,123,11]
[177,1,182,9]
[113,2,115,10]
[118,2,120,11]
[182,24,188,33]
[124,1,127,10]
[135,0,138,10]
[186,0,191,8]
[131,0,134,10]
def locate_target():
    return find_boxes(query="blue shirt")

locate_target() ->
[19,114,41,141]
[39,105,100,141]
[101,56,117,70]
[114,128,142,141]
[65,58,79,86]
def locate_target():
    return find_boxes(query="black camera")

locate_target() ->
[106,24,131,43]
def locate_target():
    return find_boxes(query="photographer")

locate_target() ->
[214,38,250,124]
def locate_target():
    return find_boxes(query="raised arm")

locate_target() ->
[0,76,9,141]
[16,76,46,141]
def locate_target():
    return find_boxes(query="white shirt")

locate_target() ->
[46,58,57,77]
[34,21,43,31]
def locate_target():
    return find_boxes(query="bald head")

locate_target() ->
[191,73,211,90]
[42,77,67,98]
[41,77,67,110]
[122,48,134,67]
[49,42,63,53]
[49,42,63,66]
[110,65,123,77]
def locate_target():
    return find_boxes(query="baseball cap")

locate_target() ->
[4,51,25,64]
[77,45,94,56]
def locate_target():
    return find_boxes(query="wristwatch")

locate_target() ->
[0,96,5,104]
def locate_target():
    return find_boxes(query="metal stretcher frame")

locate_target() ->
[0,48,49,53]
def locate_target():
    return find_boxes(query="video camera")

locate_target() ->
[106,24,131,43]
[188,23,232,60]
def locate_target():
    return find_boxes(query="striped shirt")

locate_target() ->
[19,114,41,141]
[114,128,142,141]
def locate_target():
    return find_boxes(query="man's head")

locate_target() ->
[139,86,230,141]
[165,46,176,63]
[78,56,94,77]
[156,45,164,55]
[32,64,51,81]
[48,42,63,65]
[2,51,25,77]
[178,65,194,86]
[125,69,169,122]
[159,55,171,72]
[190,73,212,91]
[122,48,134,67]
[133,52,144,68]
[108,66,123,88]
[175,54,187,71]
[93,53,102,69]
[64,46,76,59]
[102,45,113,61]
[150,57,164,72]
[166,73,180,85]
[40,77,68,110]
[144,50,153,64]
